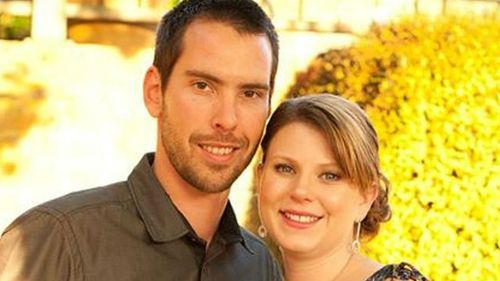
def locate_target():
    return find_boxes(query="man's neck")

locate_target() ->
[152,153,230,245]
[168,183,229,245]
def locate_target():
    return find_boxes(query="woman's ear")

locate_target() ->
[255,162,264,193]
[143,66,163,118]
[357,182,379,220]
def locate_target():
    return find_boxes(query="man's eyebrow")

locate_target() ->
[185,70,270,91]
[239,82,270,92]
[185,70,223,84]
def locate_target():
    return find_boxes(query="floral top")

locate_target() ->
[365,262,429,281]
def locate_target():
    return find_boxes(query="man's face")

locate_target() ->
[159,19,272,193]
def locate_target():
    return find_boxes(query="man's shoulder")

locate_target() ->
[239,227,283,279]
[39,181,131,215]
[4,181,131,232]
[239,227,271,253]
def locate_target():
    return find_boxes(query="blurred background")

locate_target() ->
[0,0,498,280]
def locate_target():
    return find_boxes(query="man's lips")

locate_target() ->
[191,134,247,163]
[196,141,244,165]
[199,143,240,156]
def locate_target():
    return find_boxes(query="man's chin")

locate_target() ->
[185,171,240,194]
[175,154,251,193]
[190,181,232,194]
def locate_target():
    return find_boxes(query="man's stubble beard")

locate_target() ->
[159,106,260,194]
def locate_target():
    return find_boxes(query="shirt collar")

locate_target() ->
[127,153,254,253]
[217,200,255,254]
[127,153,188,242]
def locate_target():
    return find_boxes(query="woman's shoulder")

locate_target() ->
[364,262,430,281]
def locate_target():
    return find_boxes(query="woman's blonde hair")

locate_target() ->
[261,94,391,239]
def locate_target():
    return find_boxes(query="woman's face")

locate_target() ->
[258,122,373,258]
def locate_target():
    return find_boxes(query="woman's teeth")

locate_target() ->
[283,212,320,223]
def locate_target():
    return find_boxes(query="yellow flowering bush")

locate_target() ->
[246,15,499,280]
[0,66,46,175]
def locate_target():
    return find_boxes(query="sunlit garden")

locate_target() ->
[1,1,499,280]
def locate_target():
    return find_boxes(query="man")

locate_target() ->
[0,0,281,280]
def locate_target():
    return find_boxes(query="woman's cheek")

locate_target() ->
[261,174,288,204]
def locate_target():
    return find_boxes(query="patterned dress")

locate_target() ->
[365,262,429,281]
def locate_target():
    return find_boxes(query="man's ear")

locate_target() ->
[143,66,163,118]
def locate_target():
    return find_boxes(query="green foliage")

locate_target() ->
[247,14,499,281]
[166,0,183,10]
[0,14,30,40]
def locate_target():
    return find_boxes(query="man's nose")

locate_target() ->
[211,94,238,132]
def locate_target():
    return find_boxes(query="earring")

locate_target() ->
[352,220,361,253]
[258,225,267,238]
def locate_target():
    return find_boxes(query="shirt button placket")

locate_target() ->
[200,265,209,281]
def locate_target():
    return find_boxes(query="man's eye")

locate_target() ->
[193,81,210,91]
[320,172,340,182]
[243,90,260,98]
[274,164,293,174]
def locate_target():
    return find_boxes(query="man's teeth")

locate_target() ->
[202,145,234,156]
[283,212,320,223]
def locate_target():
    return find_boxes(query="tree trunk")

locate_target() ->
[31,0,67,40]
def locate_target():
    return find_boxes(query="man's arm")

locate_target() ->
[0,210,83,281]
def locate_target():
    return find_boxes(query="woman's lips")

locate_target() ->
[279,209,323,229]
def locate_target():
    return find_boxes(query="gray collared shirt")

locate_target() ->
[0,153,282,281]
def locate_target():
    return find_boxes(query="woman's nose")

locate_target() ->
[289,175,314,203]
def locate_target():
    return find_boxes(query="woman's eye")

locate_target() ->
[320,172,340,182]
[274,164,293,174]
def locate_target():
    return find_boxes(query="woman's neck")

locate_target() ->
[283,247,353,281]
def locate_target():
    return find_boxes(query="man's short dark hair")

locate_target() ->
[153,0,279,93]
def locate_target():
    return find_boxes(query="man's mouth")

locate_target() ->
[200,145,236,156]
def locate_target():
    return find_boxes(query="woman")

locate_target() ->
[257,94,428,281]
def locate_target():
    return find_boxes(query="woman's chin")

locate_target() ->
[274,234,319,256]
